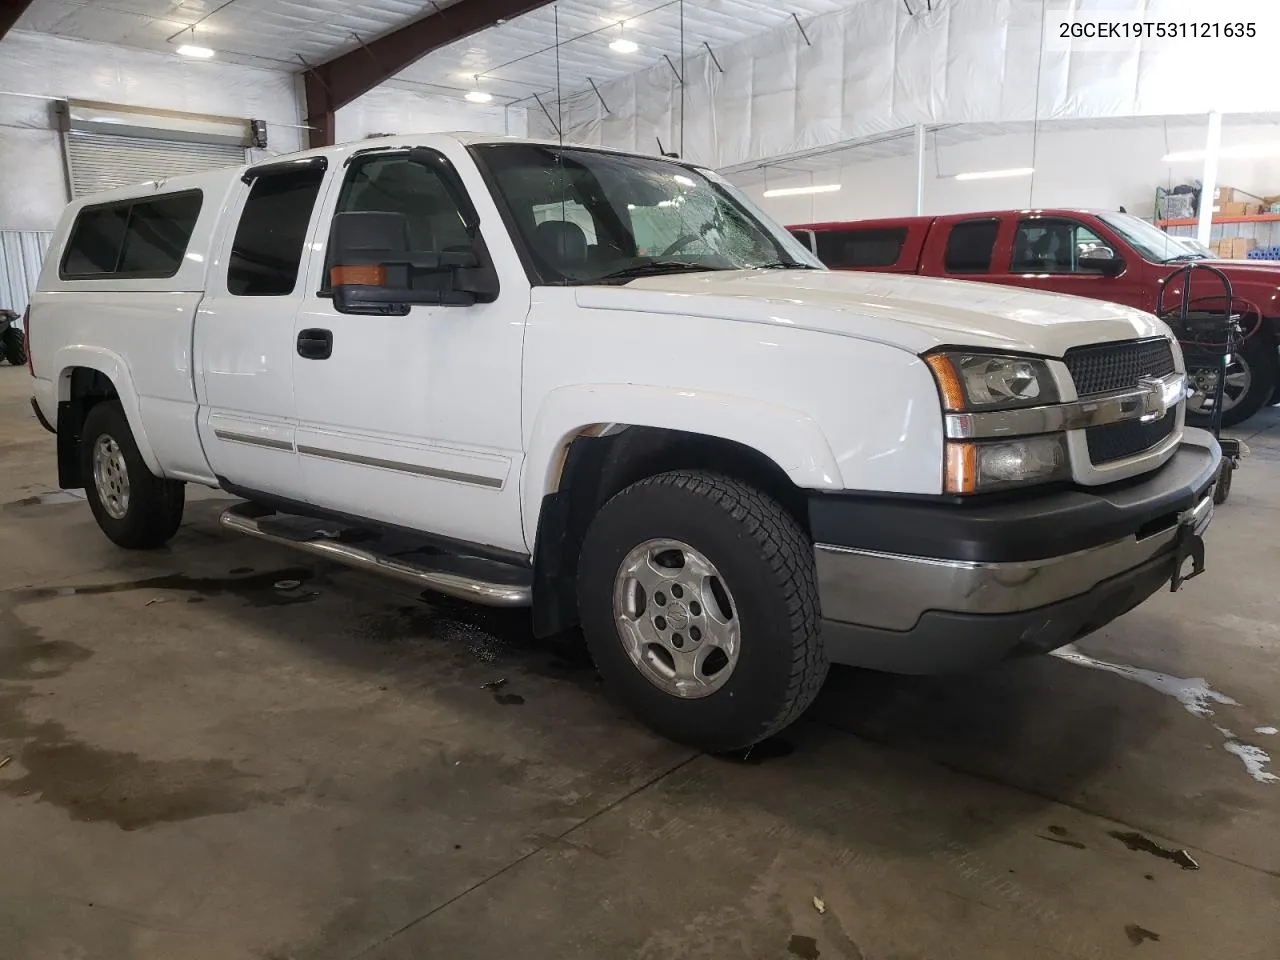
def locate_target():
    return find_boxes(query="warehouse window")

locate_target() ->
[943,219,1000,273]
[228,167,325,296]
[60,191,203,279]
[815,227,908,268]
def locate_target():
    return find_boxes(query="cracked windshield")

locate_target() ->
[473,143,819,284]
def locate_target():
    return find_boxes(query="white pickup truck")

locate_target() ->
[26,133,1218,750]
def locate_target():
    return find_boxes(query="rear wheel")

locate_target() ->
[81,401,184,549]
[1,327,23,366]
[577,471,827,752]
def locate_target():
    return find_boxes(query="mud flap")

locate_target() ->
[1169,523,1206,592]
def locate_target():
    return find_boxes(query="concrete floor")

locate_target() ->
[1,367,1278,960]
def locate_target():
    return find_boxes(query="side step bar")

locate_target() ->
[219,502,532,607]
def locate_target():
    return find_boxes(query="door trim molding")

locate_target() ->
[214,429,295,452]
[296,444,504,489]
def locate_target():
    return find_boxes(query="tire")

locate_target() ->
[1186,331,1278,429]
[1214,458,1234,505]
[577,470,827,752]
[1,327,23,366]
[80,400,185,549]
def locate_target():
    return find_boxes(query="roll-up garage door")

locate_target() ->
[65,131,247,199]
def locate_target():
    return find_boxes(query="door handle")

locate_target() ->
[297,328,333,360]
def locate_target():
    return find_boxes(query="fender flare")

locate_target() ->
[55,346,164,476]
[521,383,843,549]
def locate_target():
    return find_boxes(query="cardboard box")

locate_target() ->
[1220,237,1258,258]
[1218,201,1251,217]
[1215,185,1243,204]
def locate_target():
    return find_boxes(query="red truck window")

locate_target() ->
[943,219,1000,273]
[814,227,908,268]
[1012,218,1108,274]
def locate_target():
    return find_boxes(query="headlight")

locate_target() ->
[925,351,1059,411]
[945,435,1070,494]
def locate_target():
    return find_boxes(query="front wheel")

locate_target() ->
[577,471,828,752]
[81,401,185,549]
[1186,332,1278,429]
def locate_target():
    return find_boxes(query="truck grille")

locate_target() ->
[1086,411,1177,464]
[1064,338,1175,397]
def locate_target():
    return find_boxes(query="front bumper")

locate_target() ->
[812,432,1220,674]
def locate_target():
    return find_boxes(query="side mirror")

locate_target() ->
[328,210,495,315]
[1079,247,1124,276]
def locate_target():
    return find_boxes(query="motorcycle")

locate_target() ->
[0,308,25,366]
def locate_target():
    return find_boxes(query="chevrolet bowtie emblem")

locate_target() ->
[1137,375,1171,421]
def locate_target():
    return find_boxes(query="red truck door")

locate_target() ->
[982,214,1150,309]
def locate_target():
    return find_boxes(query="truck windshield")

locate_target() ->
[471,143,821,284]
[1097,212,1206,263]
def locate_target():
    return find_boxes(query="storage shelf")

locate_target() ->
[1157,213,1280,227]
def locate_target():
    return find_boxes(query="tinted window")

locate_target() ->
[228,168,325,296]
[943,219,1000,273]
[1012,219,1108,273]
[326,153,484,297]
[61,191,202,279]
[118,193,204,274]
[815,227,907,268]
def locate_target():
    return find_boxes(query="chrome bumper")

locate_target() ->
[815,488,1213,633]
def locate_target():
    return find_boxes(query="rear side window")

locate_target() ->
[943,219,1000,273]
[815,227,907,268]
[228,168,326,296]
[61,191,202,279]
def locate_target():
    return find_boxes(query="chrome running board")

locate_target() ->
[219,502,532,607]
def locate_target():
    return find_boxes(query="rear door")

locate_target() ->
[923,216,1009,280]
[193,159,327,498]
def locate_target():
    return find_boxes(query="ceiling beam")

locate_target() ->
[302,0,554,149]
[0,0,37,41]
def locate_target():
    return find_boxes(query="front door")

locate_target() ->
[291,147,528,555]
[990,216,1148,308]
[193,161,327,499]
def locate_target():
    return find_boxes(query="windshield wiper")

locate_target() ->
[595,260,716,282]
[755,259,818,269]
[1167,252,1209,262]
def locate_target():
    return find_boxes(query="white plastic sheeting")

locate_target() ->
[334,85,527,143]
[0,231,52,313]
[537,0,1280,169]
[0,31,305,230]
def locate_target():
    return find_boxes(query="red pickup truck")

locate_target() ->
[788,210,1280,427]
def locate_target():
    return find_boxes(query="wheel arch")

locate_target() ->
[54,348,161,487]
[527,410,830,639]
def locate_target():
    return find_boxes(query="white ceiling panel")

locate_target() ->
[13,0,464,70]
[397,0,853,105]
[14,0,860,101]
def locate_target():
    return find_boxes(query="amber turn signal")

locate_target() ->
[330,264,385,287]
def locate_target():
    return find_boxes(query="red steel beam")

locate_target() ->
[1,0,38,41]
[302,0,554,149]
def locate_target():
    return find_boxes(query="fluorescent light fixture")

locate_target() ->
[609,38,638,53]
[1163,143,1280,162]
[176,44,215,58]
[762,183,841,198]
[465,90,494,104]
[953,167,1035,181]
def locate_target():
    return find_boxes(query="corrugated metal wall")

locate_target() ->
[0,231,52,313]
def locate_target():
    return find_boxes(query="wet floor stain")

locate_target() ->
[0,638,93,682]
[4,490,86,508]
[229,567,254,575]
[494,692,525,705]
[1108,831,1199,870]
[11,567,319,609]
[1125,923,1160,946]
[1039,825,1086,850]
[1,719,275,831]
[787,934,820,959]
[1053,644,1277,785]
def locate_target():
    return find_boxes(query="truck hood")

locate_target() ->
[575,269,1169,356]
